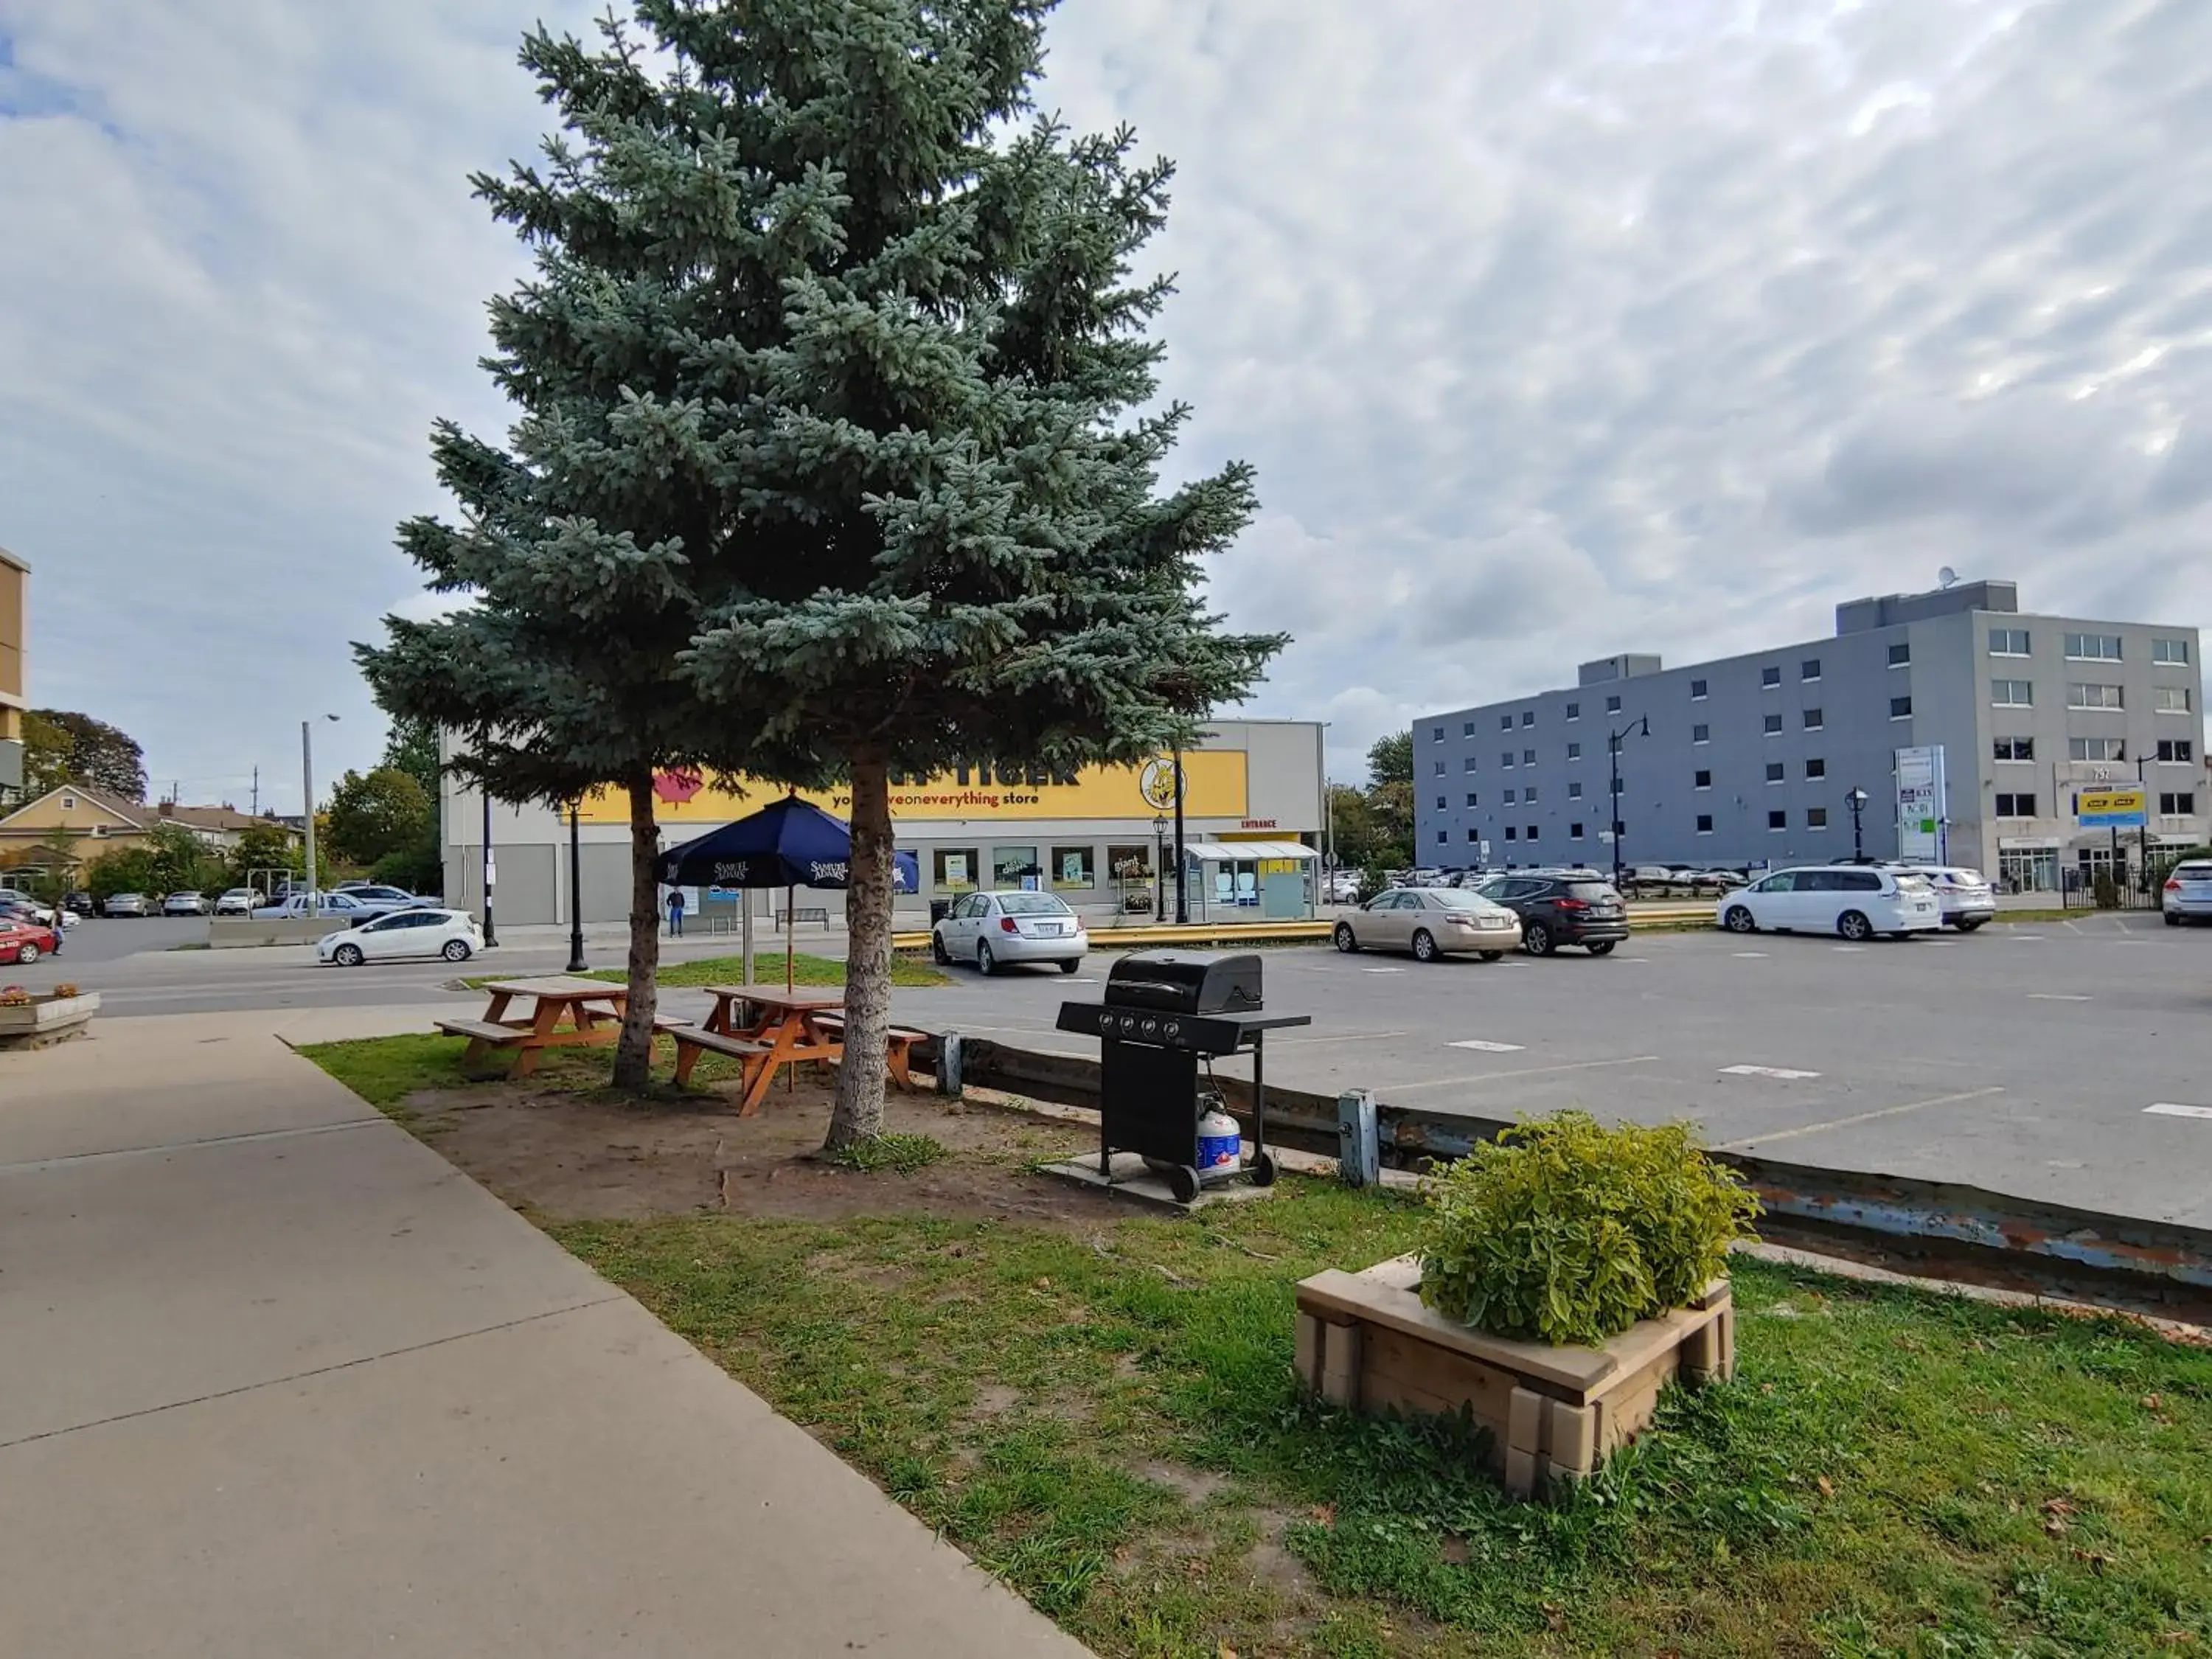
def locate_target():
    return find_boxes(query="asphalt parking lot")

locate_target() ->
[891,914,2212,1228]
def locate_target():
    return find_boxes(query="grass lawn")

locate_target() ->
[306,1035,2212,1658]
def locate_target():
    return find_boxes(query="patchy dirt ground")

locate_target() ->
[402,1074,1117,1224]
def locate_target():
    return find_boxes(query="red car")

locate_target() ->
[0,919,59,964]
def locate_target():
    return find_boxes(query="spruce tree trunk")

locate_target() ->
[611,773,661,1091]
[824,748,894,1151]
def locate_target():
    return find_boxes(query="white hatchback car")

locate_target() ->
[931,890,1088,975]
[1889,864,1997,931]
[1717,865,1941,942]
[318,908,483,966]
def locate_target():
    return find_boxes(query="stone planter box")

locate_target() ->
[0,991,100,1049]
[1294,1254,1735,1497]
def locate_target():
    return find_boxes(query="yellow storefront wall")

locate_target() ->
[577,750,1248,827]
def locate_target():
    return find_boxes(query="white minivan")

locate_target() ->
[1716,865,1941,941]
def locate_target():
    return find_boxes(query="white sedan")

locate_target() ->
[931,890,1088,974]
[317,908,483,966]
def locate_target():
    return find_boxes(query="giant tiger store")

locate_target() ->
[438,720,1327,929]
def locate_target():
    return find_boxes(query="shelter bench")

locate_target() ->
[774,905,832,931]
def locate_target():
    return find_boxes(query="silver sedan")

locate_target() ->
[1332,887,1524,962]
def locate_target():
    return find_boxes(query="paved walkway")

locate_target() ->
[0,1009,1091,1658]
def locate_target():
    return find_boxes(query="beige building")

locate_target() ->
[0,785,299,884]
[0,546,26,794]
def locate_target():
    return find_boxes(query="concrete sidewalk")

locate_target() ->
[0,1011,1092,1658]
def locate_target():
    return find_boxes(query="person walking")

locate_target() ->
[666,886,686,938]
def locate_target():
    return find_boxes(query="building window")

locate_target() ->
[1570,821,1585,840]
[1994,793,2037,818]
[1466,792,1478,807]
[1523,748,1537,765]
[1761,665,1781,689]
[2157,686,2193,713]
[1767,810,1787,830]
[2159,740,2195,764]
[61,793,77,811]
[1696,814,1714,834]
[1463,720,1476,737]
[1801,658,1821,681]
[1566,742,1582,760]
[1503,788,1517,805]
[1434,759,1446,776]
[1565,701,1580,720]
[1690,678,1708,700]
[1993,737,2033,762]
[933,847,981,891]
[1568,782,1582,799]
[1694,770,1712,789]
[1888,641,1911,667]
[1500,752,1514,768]
[1693,723,1710,743]
[1051,846,1097,890]
[2162,792,2197,815]
[1525,786,1540,803]
[2152,637,2191,665]
[1438,829,1449,845]
[2070,737,2126,762]
[1991,678,2033,706]
[2065,633,2123,661]
[1763,713,1784,734]
[2068,683,2124,709]
[1108,844,1154,886]
[1468,827,1482,842]
[1803,708,1823,730]
[1765,762,1785,783]
[1504,827,1517,841]
[1605,695,1622,714]
[1890,695,1913,719]
[1500,714,1514,730]
[1806,806,1829,828]
[1436,795,1447,811]
[1990,627,2031,655]
[1521,711,1535,728]
[992,846,1041,887]
[1526,824,1540,841]
[1432,726,1444,741]
[1464,755,1478,772]
[1805,758,1826,779]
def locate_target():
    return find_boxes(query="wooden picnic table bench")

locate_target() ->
[439,975,691,1078]
[804,1012,930,1091]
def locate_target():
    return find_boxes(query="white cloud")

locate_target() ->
[6,0,2210,805]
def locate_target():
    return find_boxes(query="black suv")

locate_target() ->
[1473,872,1629,956]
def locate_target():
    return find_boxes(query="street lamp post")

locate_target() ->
[300,714,338,902]
[480,789,498,947]
[1846,788,1869,862]
[565,800,587,973]
[1607,716,1649,885]
[1152,813,1169,919]
[1172,744,1188,924]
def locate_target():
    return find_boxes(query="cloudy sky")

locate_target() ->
[4,0,2208,808]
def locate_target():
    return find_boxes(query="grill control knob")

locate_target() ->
[1119,1014,1138,1034]
[1164,1020,1180,1040]
[1141,1017,1159,1037]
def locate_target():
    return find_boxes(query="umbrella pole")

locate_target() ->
[742,892,754,987]
[785,884,795,994]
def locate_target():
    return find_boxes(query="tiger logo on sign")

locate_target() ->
[1138,757,1183,812]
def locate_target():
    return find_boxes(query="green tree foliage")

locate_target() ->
[226,824,302,890]
[324,768,433,869]
[1366,729,1413,788]
[380,717,442,804]
[22,709,147,801]
[370,1,1281,1121]
[84,846,158,903]
[1327,782,1407,877]
[145,823,220,897]
[1418,1112,1761,1348]
[1359,729,1414,867]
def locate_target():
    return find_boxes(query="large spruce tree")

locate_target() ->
[370,0,1281,1130]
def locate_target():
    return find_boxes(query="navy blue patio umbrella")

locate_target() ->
[656,795,918,989]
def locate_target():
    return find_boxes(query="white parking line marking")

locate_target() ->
[1731,951,1769,959]
[1449,1039,1525,1052]
[1719,1064,1821,1080]
[2146,1102,2212,1121]
[2010,934,2047,940]
[1360,967,1406,974]
[1716,1087,2006,1152]
[1279,1030,1410,1047]
[1390,1054,1661,1093]
[1832,945,1866,953]
[2027,992,2092,1001]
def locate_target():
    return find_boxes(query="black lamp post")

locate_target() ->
[1846,787,1869,862]
[480,789,498,947]
[1151,813,1169,918]
[565,800,588,973]
[1607,715,1649,884]
[1172,744,1188,924]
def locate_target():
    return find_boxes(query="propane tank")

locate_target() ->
[1195,1093,1242,1172]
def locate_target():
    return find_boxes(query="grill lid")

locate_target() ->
[1105,950,1262,1015]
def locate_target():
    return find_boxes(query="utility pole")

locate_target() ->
[565,801,587,973]
[481,789,498,947]
[250,765,259,818]
[301,715,337,900]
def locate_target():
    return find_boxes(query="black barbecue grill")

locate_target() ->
[1056,950,1312,1202]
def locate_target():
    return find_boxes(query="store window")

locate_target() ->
[1108,844,1152,883]
[992,846,1041,888]
[933,847,979,892]
[1051,846,1096,890]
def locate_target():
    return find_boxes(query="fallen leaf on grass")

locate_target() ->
[2143,1393,2163,1410]
[1311,1503,1335,1526]
[1816,1475,1834,1498]
[2071,1547,2114,1573]
[1542,1603,1567,1632]
[1217,1644,1238,1659]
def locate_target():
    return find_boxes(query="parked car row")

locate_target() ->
[82,884,432,919]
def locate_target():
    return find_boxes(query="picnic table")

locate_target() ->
[672,987,928,1114]
[437,975,686,1079]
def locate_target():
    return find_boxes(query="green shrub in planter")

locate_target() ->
[1416,1111,1761,1348]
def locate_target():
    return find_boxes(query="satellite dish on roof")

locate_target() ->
[1937,566,1958,589]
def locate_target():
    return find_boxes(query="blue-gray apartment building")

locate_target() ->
[1413,580,2206,891]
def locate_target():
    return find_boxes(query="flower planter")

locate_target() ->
[0,991,100,1049]
[1294,1254,1735,1498]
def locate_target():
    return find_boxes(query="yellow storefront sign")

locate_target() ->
[578,750,1248,826]
[2076,787,2148,827]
